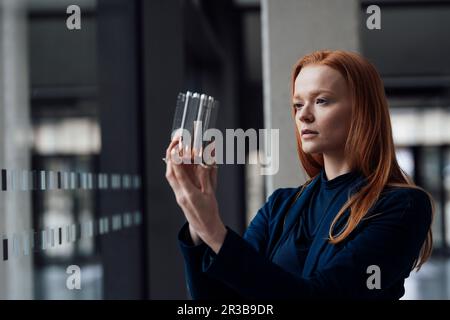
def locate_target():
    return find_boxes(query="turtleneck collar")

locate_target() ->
[320,168,361,190]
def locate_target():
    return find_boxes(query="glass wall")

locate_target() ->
[391,106,450,251]
[0,0,144,299]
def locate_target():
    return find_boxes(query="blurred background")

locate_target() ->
[0,0,449,299]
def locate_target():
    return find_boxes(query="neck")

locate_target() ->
[322,152,351,180]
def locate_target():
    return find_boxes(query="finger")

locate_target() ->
[167,139,184,165]
[191,146,203,165]
[197,165,213,194]
[168,142,204,189]
[203,141,217,166]
[166,139,187,190]
[182,145,194,164]
[165,144,180,183]
[171,128,183,141]
[166,138,179,158]
[171,128,188,151]
[209,165,217,191]
[170,152,198,192]
[165,156,182,194]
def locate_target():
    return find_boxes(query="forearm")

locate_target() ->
[189,222,227,254]
[189,223,203,245]
[178,223,242,300]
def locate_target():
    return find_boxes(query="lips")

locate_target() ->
[301,129,318,135]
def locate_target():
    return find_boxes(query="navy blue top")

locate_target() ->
[272,169,361,277]
[178,168,432,300]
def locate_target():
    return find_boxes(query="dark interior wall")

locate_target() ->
[239,9,263,133]
[360,1,450,252]
[29,16,97,87]
[27,0,145,299]
[361,3,450,77]
[141,0,187,299]
[190,0,246,234]
[97,0,144,299]
[141,0,246,299]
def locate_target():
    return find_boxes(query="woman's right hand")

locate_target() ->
[165,137,218,246]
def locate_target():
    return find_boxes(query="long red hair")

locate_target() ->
[291,50,434,271]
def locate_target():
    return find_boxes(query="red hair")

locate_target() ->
[291,50,434,271]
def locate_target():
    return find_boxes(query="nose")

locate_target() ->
[297,103,314,123]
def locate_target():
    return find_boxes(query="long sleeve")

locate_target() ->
[177,188,286,300]
[200,188,432,300]
[178,222,242,300]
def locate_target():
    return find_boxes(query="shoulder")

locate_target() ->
[268,178,316,207]
[370,186,433,225]
[263,187,301,217]
[379,186,431,207]
[268,187,299,201]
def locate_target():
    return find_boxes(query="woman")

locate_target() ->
[165,50,434,300]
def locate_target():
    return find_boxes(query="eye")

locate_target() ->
[316,98,328,105]
[293,103,303,110]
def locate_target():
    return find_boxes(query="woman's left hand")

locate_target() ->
[165,138,227,253]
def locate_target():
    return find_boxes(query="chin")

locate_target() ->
[302,148,317,154]
[302,147,324,155]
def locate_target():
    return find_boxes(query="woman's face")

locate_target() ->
[293,64,352,156]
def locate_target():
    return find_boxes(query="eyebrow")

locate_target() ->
[292,89,334,100]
